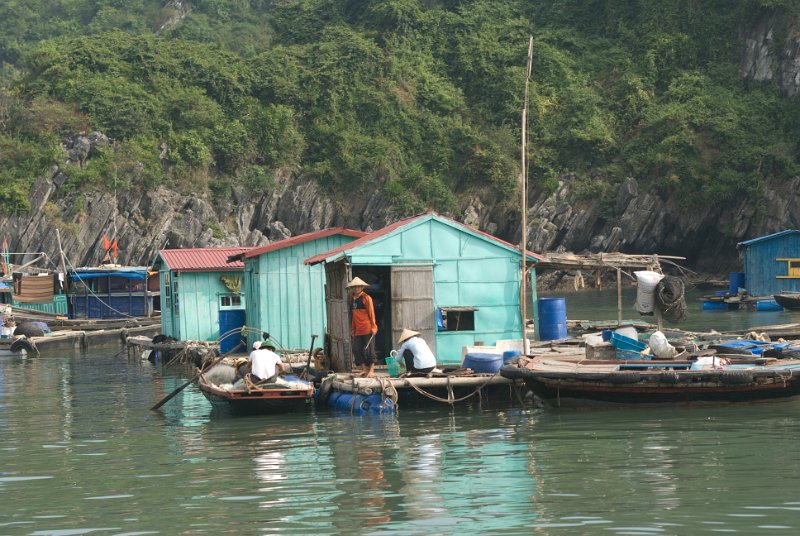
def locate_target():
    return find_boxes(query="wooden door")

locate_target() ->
[391,264,435,354]
[324,261,352,372]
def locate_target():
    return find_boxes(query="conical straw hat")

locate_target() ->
[397,328,420,345]
[347,276,369,288]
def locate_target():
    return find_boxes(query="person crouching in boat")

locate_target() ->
[243,340,286,384]
[396,329,436,375]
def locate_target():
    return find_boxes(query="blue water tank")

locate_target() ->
[462,352,503,373]
[729,272,745,294]
[538,297,567,340]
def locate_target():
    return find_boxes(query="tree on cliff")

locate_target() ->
[0,0,798,223]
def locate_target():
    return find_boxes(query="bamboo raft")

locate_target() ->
[318,370,525,412]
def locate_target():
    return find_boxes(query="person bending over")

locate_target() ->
[396,329,436,374]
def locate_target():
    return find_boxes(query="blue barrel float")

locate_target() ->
[729,272,745,295]
[462,352,504,373]
[327,391,396,415]
[538,297,567,340]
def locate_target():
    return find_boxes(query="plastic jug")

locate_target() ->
[385,352,400,377]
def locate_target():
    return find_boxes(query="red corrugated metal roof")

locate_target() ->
[304,212,543,265]
[159,248,251,272]
[242,228,367,259]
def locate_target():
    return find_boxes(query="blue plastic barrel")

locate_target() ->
[363,393,396,414]
[538,297,567,340]
[702,301,728,311]
[462,353,504,373]
[503,350,521,363]
[729,272,745,294]
[755,299,783,311]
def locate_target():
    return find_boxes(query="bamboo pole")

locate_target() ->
[520,35,533,347]
[617,268,622,326]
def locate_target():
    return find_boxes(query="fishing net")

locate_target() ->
[655,276,688,323]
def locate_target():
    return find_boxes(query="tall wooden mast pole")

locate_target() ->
[520,36,533,347]
[56,228,68,293]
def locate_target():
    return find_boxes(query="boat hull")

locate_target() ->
[198,379,314,415]
[0,338,31,356]
[501,363,800,407]
[773,293,800,310]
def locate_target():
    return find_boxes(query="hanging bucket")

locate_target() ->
[537,297,567,340]
[634,271,664,314]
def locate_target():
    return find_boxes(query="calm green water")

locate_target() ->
[3,291,800,536]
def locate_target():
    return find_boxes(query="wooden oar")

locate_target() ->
[150,341,244,411]
[300,334,318,380]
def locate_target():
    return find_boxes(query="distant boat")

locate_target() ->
[197,374,314,415]
[500,355,800,407]
[773,292,800,310]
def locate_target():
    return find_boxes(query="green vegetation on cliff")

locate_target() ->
[1,0,799,214]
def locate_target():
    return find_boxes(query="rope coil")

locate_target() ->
[655,276,688,323]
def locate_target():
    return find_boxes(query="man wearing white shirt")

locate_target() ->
[248,341,285,383]
[396,329,436,374]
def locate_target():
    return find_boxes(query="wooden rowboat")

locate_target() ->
[500,356,800,407]
[197,374,314,415]
[773,292,800,310]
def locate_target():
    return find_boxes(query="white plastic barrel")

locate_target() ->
[634,271,664,314]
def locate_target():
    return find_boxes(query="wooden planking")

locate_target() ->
[249,233,358,350]
[325,261,351,372]
[391,265,436,354]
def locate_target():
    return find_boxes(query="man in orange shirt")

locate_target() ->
[348,277,378,377]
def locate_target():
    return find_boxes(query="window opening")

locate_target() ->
[437,307,477,331]
[776,258,800,278]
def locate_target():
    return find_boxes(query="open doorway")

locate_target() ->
[351,266,392,364]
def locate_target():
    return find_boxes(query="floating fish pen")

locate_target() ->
[126,335,218,367]
[317,370,525,414]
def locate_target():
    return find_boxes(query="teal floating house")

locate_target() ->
[153,248,250,351]
[229,228,366,351]
[1,272,68,316]
[305,212,541,370]
[738,230,800,297]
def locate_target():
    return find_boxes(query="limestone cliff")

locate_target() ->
[1,11,799,275]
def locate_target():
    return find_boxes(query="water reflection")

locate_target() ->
[1,352,799,535]
[509,403,800,534]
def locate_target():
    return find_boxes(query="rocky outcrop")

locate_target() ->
[0,133,400,270]
[517,174,800,273]
[2,133,799,275]
[159,1,189,32]
[741,13,800,96]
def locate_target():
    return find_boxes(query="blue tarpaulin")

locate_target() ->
[70,271,146,281]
